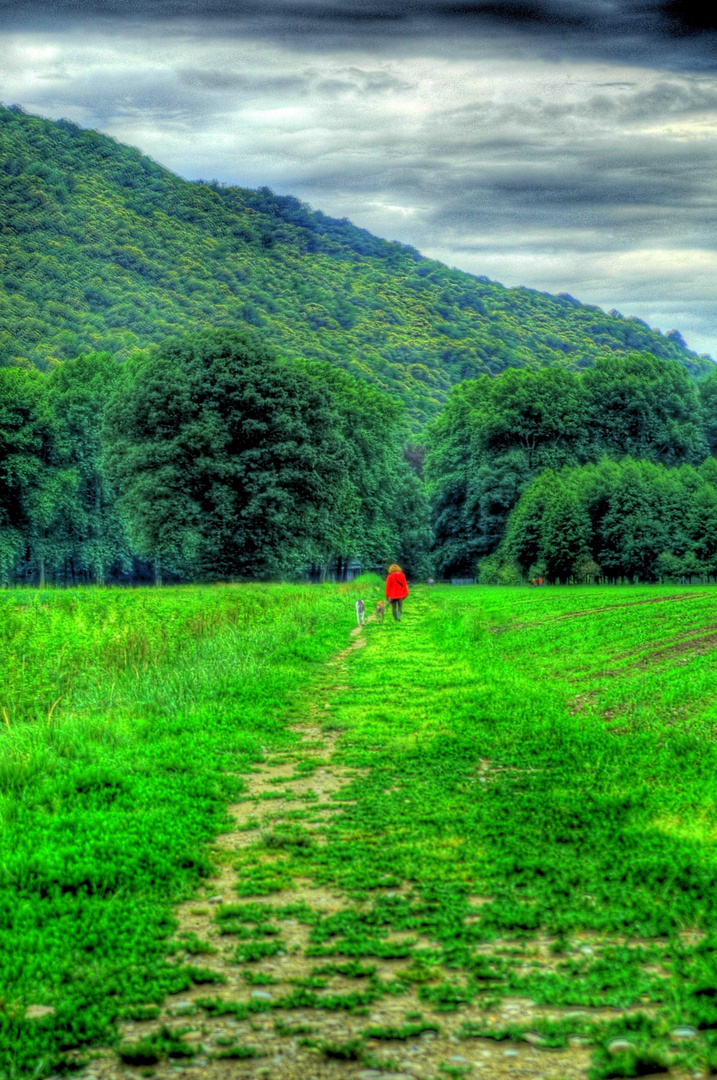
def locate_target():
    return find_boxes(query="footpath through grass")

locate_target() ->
[0,582,364,1074]
[6,582,717,1077]
[293,583,717,1077]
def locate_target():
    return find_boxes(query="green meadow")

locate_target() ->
[5,581,717,1077]
[0,583,362,1073]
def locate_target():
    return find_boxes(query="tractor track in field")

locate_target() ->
[83,624,661,1080]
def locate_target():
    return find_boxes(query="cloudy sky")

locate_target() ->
[2,1,717,354]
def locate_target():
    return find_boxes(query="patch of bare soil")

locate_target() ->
[80,626,658,1080]
[633,630,717,667]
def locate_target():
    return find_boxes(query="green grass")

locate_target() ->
[0,580,366,1074]
[221,583,717,1077]
[7,581,717,1076]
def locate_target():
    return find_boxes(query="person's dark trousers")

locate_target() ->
[390,598,403,621]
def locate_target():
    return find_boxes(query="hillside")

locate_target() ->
[0,104,712,424]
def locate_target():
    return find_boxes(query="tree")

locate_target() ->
[425,378,490,575]
[427,355,712,575]
[503,468,591,582]
[699,370,717,458]
[305,361,430,577]
[502,468,555,572]
[47,352,127,583]
[500,456,717,586]
[539,479,591,583]
[598,461,670,581]
[0,367,57,583]
[686,483,717,578]
[477,366,588,469]
[425,368,587,575]
[104,332,347,580]
[583,353,708,465]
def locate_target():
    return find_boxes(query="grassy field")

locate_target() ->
[0,582,365,1074]
[5,582,717,1077]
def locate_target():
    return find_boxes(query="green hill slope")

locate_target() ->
[0,104,712,425]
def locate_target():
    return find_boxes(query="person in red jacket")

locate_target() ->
[385,563,409,622]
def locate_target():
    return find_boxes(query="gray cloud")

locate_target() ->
[2,1,717,68]
[177,68,311,94]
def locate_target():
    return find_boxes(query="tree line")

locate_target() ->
[424,352,717,580]
[0,332,429,586]
[491,457,717,584]
[5,338,717,588]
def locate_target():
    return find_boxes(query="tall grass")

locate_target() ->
[0,582,364,1075]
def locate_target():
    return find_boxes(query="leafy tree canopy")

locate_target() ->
[500,457,717,584]
[425,353,712,575]
[99,331,429,582]
[103,333,351,579]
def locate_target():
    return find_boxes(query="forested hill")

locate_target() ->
[1,104,712,424]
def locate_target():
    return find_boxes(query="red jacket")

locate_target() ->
[385,571,409,601]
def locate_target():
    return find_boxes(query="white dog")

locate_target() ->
[355,598,365,626]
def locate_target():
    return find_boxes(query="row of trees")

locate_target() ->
[425,352,717,576]
[0,332,429,585]
[489,457,717,584]
[5,336,717,588]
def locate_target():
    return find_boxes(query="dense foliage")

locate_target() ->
[5,106,717,582]
[496,457,717,583]
[6,339,717,588]
[103,336,346,581]
[7,342,717,586]
[425,353,716,576]
[105,333,428,580]
[0,333,428,584]
[1,105,711,427]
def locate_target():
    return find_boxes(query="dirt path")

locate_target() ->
[88,625,608,1080]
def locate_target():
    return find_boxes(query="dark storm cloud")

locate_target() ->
[2,1,717,68]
